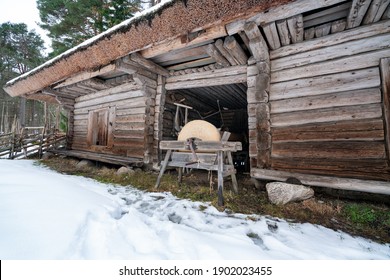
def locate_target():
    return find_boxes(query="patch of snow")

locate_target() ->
[0,160,389,260]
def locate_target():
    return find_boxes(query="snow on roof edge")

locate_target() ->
[5,0,176,87]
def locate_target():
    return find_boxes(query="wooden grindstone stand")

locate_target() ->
[155,133,242,206]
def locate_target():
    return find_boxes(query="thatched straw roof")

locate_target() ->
[3,0,293,98]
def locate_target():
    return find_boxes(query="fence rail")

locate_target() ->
[0,127,66,159]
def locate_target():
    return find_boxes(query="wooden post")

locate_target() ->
[155,149,172,188]
[244,22,271,170]
[380,57,390,163]
[217,150,224,206]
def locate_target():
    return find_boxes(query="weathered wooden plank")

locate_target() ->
[226,0,346,35]
[303,2,350,28]
[271,103,383,127]
[315,23,331,37]
[271,19,390,59]
[114,122,145,131]
[272,141,386,159]
[223,36,248,65]
[215,39,238,66]
[54,64,116,89]
[167,65,247,84]
[261,22,281,50]
[331,19,347,33]
[276,19,291,46]
[270,88,381,114]
[75,90,144,109]
[166,57,215,71]
[205,44,230,67]
[116,107,146,116]
[272,48,390,83]
[287,14,304,44]
[347,0,373,28]
[271,158,390,180]
[304,27,315,40]
[142,25,226,59]
[270,67,380,100]
[75,82,141,103]
[130,52,169,77]
[171,152,217,163]
[159,141,242,152]
[380,58,390,161]
[383,3,390,18]
[251,167,390,195]
[243,22,269,62]
[165,74,247,90]
[116,114,146,123]
[272,119,385,142]
[363,0,390,24]
[74,98,147,115]
[153,44,209,65]
[272,32,390,72]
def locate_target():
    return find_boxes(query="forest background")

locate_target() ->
[0,0,161,133]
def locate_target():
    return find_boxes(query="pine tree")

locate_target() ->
[0,22,46,131]
[37,0,142,57]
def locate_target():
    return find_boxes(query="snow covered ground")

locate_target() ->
[0,160,389,260]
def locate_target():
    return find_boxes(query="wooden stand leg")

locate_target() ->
[178,167,183,185]
[227,152,239,193]
[217,150,224,206]
[155,149,172,189]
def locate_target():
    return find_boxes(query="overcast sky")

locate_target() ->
[0,0,51,50]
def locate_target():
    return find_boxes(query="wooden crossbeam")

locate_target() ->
[130,52,169,77]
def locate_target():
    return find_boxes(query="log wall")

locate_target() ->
[268,20,390,180]
[72,78,156,160]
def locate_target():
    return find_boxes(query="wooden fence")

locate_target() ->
[0,127,66,159]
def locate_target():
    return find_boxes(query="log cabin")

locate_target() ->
[4,0,390,196]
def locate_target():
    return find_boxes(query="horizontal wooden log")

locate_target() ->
[166,65,247,84]
[54,64,116,89]
[272,119,385,142]
[226,0,346,35]
[271,158,390,180]
[271,19,390,59]
[141,25,226,59]
[166,57,215,71]
[75,82,141,103]
[251,168,390,195]
[270,67,380,100]
[114,122,145,131]
[272,141,386,159]
[75,91,144,109]
[271,32,390,72]
[165,74,247,90]
[160,140,242,152]
[270,88,381,113]
[272,48,390,83]
[171,152,217,163]
[303,2,350,28]
[130,52,169,77]
[271,103,382,127]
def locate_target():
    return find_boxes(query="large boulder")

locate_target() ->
[266,182,314,205]
[76,159,94,169]
[117,166,135,175]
